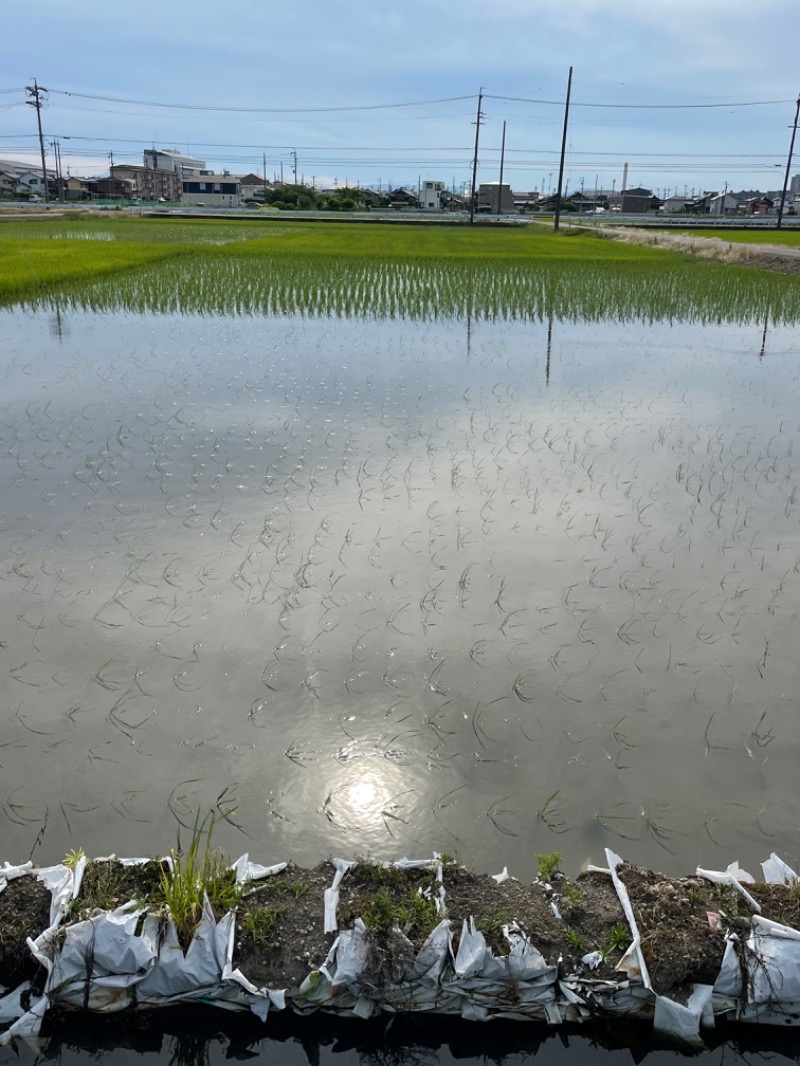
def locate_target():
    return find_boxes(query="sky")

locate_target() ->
[2,0,798,197]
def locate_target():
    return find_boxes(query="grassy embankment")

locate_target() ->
[652,228,800,248]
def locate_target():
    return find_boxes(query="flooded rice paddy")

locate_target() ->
[1,259,800,880]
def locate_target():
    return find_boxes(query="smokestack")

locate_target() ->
[621,163,628,194]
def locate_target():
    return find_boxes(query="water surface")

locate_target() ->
[1,275,799,881]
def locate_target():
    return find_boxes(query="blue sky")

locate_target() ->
[2,0,798,195]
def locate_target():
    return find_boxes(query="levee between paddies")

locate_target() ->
[3,847,800,1049]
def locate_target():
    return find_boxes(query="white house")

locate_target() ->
[420,180,445,211]
[710,193,739,216]
[660,195,689,213]
[15,170,48,194]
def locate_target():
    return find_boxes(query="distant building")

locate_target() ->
[661,195,689,213]
[182,174,240,207]
[743,196,773,216]
[239,173,273,201]
[512,190,540,210]
[387,187,419,209]
[710,193,739,215]
[112,164,181,202]
[0,170,18,197]
[144,149,206,177]
[620,187,652,214]
[790,173,800,195]
[420,180,445,211]
[477,182,514,213]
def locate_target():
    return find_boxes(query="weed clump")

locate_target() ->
[157,812,241,952]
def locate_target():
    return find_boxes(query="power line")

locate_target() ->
[48,89,475,114]
[487,93,795,109]
[45,86,797,115]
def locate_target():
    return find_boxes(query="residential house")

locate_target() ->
[387,187,419,209]
[660,195,689,213]
[710,193,739,216]
[239,173,273,201]
[440,191,467,211]
[181,173,240,207]
[0,170,17,197]
[512,190,540,211]
[685,192,716,214]
[15,170,49,196]
[743,196,773,215]
[94,175,136,199]
[420,180,445,211]
[55,176,91,202]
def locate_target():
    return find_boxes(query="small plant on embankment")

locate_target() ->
[240,905,286,947]
[535,851,563,883]
[157,811,241,951]
[604,921,632,956]
[474,906,510,940]
[340,860,441,944]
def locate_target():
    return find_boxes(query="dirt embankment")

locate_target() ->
[4,857,800,1004]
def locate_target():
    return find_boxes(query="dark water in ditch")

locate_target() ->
[4,1010,800,1065]
[2,293,799,885]
[3,1012,800,1065]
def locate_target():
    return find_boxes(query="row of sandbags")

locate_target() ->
[2,848,800,1049]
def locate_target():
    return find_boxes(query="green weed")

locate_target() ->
[240,905,285,946]
[564,926,584,950]
[535,851,563,882]
[604,921,632,955]
[157,810,241,951]
[474,906,509,939]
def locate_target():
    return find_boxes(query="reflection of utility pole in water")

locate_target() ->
[466,313,472,360]
[545,311,553,386]
[49,305,68,342]
[759,306,769,360]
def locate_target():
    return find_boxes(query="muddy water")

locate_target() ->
[1,301,799,880]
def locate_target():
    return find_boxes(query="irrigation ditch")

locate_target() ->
[3,847,800,1049]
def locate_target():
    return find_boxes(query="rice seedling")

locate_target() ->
[4,218,800,326]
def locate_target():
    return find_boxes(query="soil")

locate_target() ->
[0,875,52,991]
[233,862,336,991]
[5,857,800,1006]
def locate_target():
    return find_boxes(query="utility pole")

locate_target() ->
[554,66,573,233]
[292,150,298,184]
[26,79,49,202]
[497,120,506,214]
[262,152,267,199]
[469,88,484,224]
[54,140,64,201]
[109,151,114,198]
[777,94,800,230]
